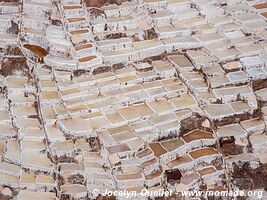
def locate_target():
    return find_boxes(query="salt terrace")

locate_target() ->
[0,0,267,199]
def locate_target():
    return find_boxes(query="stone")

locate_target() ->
[1,187,12,196]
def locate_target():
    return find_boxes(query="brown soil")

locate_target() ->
[260,12,267,19]
[0,86,7,97]
[180,113,206,135]
[67,174,86,185]
[70,29,89,35]
[84,0,131,8]
[232,162,267,190]
[73,69,90,77]
[7,20,19,35]
[252,78,267,91]
[144,28,158,40]
[0,48,5,54]
[112,63,125,71]
[0,194,12,200]
[60,194,71,200]
[6,46,23,56]
[67,17,86,23]
[52,19,62,26]
[212,159,224,171]
[89,8,105,17]
[87,137,101,152]
[219,136,235,147]
[23,44,48,59]
[220,142,243,156]
[135,65,153,72]
[58,174,65,186]
[253,3,267,9]
[92,66,111,75]
[63,5,82,9]
[165,169,182,183]
[56,155,77,164]
[105,33,127,40]
[0,57,29,77]
[75,43,93,51]
[214,109,261,127]
[79,55,97,62]
[189,148,218,159]
[0,0,19,3]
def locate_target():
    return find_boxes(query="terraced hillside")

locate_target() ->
[0,0,267,199]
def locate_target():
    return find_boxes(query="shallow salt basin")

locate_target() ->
[58,117,92,136]
[217,124,247,138]
[255,88,267,101]
[203,104,234,119]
